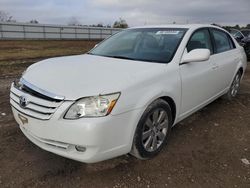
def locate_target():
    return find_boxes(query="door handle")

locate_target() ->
[234,57,240,62]
[212,65,219,70]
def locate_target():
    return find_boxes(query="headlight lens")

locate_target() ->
[64,92,120,119]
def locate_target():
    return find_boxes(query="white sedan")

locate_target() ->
[10,24,247,163]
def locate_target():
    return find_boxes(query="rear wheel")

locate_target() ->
[130,99,172,159]
[224,71,242,100]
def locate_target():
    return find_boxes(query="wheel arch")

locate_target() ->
[159,96,176,124]
[239,67,243,75]
[137,93,178,127]
[230,61,245,85]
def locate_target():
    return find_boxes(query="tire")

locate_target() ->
[224,71,242,100]
[130,99,172,160]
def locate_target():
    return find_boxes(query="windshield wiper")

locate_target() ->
[86,54,166,63]
[86,53,134,60]
[105,55,136,60]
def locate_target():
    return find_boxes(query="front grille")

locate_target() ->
[10,83,63,120]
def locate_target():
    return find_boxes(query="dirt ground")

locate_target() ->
[0,41,249,188]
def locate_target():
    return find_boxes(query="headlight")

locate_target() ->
[64,92,120,119]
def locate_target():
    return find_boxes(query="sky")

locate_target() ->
[0,0,249,26]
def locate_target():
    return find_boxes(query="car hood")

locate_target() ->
[23,54,165,100]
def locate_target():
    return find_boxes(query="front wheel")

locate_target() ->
[224,71,242,100]
[130,99,172,159]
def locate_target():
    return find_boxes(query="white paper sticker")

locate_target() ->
[156,30,180,35]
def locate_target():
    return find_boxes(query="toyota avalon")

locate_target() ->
[10,24,247,163]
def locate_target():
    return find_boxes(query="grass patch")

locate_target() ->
[0,40,99,77]
[0,40,99,62]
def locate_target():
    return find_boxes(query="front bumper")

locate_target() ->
[12,104,142,163]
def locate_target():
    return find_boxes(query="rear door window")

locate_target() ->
[212,29,233,53]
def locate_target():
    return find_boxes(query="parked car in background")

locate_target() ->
[229,29,244,42]
[229,29,250,59]
[10,24,247,163]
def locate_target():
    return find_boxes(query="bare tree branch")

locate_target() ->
[0,10,16,22]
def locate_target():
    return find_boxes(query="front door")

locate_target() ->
[179,28,216,117]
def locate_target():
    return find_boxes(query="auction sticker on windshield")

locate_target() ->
[156,30,180,35]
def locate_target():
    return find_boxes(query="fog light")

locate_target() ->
[75,145,86,152]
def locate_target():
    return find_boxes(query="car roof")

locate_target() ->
[129,24,221,30]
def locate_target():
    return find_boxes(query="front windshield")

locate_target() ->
[89,28,187,63]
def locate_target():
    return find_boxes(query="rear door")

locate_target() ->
[210,28,239,92]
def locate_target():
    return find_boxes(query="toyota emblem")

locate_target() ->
[19,95,28,108]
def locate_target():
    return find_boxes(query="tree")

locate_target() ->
[234,24,240,30]
[29,19,39,24]
[113,18,128,28]
[0,10,16,22]
[0,11,8,22]
[68,17,81,26]
[97,23,103,27]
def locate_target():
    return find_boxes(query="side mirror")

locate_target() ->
[181,49,210,64]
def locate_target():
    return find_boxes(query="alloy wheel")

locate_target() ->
[231,73,241,97]
[142,108,169,152]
